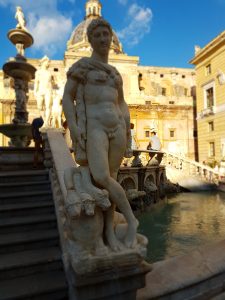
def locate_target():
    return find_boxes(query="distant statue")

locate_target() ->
[15,6,28,31]
[51,85,64,128]
[63,18,139,251]
[194,45,201,54]
[34,56,53,127]
[217,70,225,85]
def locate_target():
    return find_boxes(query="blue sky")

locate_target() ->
[1,0,225,70]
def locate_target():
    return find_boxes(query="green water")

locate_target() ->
[138,191,225,263]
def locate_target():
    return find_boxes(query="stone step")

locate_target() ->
[0,228,59,254]
[0,214,57,234]
[0,247,63,280]
[0,169,49,184]
[0,200,54,218]
[0,147,44,172]
[0,180,51,193]
[0,270,68,300]
[0,190,52,205]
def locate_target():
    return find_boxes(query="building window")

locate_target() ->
[203,81,215,109]
[169,130,175,138]
[208,121,214,131]
[138,73,144,91]
[162,87,166,96]
[145,101,151,105]
[184,88,188,96]
[206,64,211,75]
[169,101,175,104]
[160,74,164,78]
[209,142,215,157]
[54,68,59,72]
[182,75,186,79]
[145,130,150,138]
[206,87,214,107]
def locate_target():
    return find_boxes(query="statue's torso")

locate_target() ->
[69,58,124,130]
[36,69,52,95]
[84,67,123,130]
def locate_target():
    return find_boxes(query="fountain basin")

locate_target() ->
[0,123,32,147]
[3,60,36,81]
[7,29,33,48]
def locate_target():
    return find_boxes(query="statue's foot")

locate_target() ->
[107,231,125,252]
[124,218,139,249]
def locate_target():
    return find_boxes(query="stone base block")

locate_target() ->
[68,261,151,300]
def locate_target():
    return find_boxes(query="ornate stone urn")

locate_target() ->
[0,7,36,147]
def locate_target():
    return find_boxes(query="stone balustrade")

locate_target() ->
[162,150,220,184]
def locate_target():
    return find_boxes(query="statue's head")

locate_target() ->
[87,18,113,55]
[16,6,22,11]
[87,18,112,44]
[40,55,50,68]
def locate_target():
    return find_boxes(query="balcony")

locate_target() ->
[198,106,216,119]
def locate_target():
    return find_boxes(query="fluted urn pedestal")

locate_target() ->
[0,27,36,147]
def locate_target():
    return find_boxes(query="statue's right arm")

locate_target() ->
[62,78,85,150]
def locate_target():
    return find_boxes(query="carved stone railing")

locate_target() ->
[162,150,220,184]
[41,129,151,300]
[131,149,164,167]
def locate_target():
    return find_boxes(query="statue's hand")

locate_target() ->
[124,147,133,158]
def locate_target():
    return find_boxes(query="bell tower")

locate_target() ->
[85,0,102,19]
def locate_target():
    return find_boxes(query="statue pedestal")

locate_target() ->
[68,260,151,300]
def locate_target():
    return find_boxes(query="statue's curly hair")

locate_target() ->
[87,18,113,43]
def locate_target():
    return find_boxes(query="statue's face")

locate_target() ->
[90,25,112,55]
[42,60,49,69]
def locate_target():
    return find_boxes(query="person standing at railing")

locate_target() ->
[147,129,162,165]
[147,129,161,151]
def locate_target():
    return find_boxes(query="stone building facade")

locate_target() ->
[0,0,197,158]
[190,30,225,165]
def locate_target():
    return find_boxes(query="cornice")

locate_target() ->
[190,30,225,65]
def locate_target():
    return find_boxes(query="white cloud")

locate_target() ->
[117,3,153,46]
[28,14,72,56]
[118,0,128,5]
[0,0,73,58]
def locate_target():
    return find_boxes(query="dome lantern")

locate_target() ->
[66,0,123,54]
[85,0,102,19]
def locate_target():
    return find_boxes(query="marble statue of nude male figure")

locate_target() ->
[62,18,138,251]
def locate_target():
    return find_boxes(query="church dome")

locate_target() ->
[66,0,123,54]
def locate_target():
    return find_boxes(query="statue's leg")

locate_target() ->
[87,128,138,249]
[44,93,52,127]
[108,129,138,248]
[37,96,44,119]
[57,114,62,128]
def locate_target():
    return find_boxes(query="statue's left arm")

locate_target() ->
[118,79,132,158]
